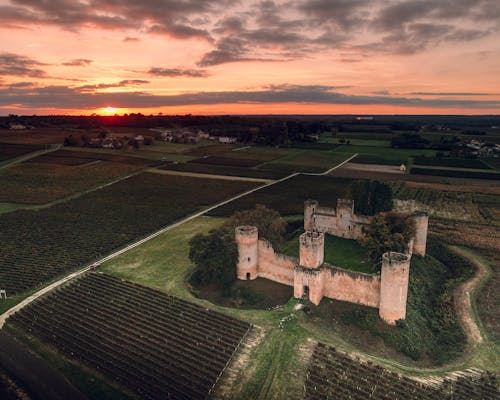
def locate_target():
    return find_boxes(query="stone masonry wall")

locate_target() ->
[322,267,381,308]
[257,240,295,286]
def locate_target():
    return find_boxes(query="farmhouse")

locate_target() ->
[235,199,429,325]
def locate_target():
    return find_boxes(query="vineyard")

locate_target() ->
[162,162,287,179]
[304,343,499,400]
[0,173,259,295]
[413,156,492,169]
[0,161,142,204]
[6,273,251,400]
[209,174,353,217]
[0,143,44,162]
[410,166,500,180]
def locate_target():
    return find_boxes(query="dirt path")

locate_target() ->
[450,246,487,347]
[0,331,87,400]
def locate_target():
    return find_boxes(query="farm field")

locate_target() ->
[257,150,354,173]
[65,145,195,162]
[304,343,499,400]
[390,181,500,225]
[209,174,354,217]
[0,128,76,145]
[162,162,288,179]
[332,144,438,165]
[412,156,492,169]
[283,234,373,274]
[0,173,259,295]
[322,138,391,147]
[0,142,44,162]
[410,166,500,180]
[6,273,251,400]
[0,161,142,204]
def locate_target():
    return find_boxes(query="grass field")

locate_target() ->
[283,233,373,273]
[0,173,259,295]
[209,174,353,217]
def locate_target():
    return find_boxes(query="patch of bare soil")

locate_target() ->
[450,247,485,348]
[213,326,266,400]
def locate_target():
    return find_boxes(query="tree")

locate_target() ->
[223,204,287,250]
[189,228,237,292]
[350,180,393,216]
[362,213,415,267]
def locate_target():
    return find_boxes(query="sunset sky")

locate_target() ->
[0,0,499,115]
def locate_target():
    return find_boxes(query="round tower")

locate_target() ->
[304,200,318,231]
[412,213,428,256]
[379,252,411,325]
[235,226,259,280]
[299,231,324,269]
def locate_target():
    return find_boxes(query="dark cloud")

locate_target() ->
[77,79,149,91]
[62,59,93,67]
[0,0,498,67]
[0,52,47,77]
[411,92,494,96]
[148,67,208,77]
[298,0,370,29]
[123,36,140,42]
[0,0,228,39]
[2,83,499,110]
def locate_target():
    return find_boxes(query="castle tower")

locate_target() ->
[379,252,411,325]
[299,231,324,268]
[304,200,318,231]
[412,213,428,256]
[235,226,259,280]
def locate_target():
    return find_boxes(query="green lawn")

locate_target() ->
[282,233,373,273]
[100,216,224,299]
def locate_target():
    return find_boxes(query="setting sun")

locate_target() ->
[101,106,120,115]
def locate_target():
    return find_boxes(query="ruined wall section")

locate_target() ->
[257,240,296,287]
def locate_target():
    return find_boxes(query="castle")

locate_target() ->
[235,199,429,325]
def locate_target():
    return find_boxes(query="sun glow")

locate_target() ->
[101,106,120,115]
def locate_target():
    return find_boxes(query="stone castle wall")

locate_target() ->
[256,240,295,286]
[235,199,424,324]
[305,199,428,256]
[236,226,412,324]
[322,268,381,308]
